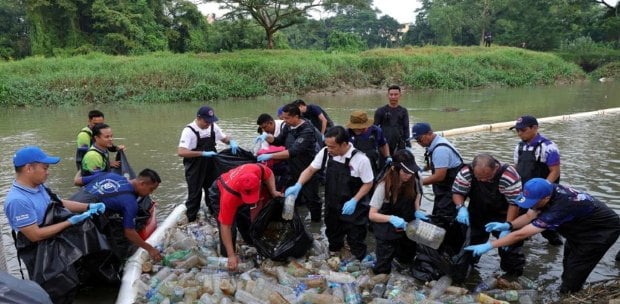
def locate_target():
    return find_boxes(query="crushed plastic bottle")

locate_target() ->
[474,275,498,293]
[405,219,446,249]
[429,275,452,299]
[517,276,538,290]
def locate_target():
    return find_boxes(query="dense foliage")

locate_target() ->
[0,47,584,106]
[0,0,617,60]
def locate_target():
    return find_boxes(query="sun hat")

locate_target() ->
[346,110,374,129]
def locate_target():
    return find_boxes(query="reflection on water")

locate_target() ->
[0,82,618,302]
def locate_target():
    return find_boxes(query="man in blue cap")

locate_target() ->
[466,178,620,293]
[511,115,563,246]
[4,146,106,303]
[178,105,239,222]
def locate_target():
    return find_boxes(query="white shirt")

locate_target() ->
[178,120,226,150]
[310,144,374,183]
[259,120,285,150]
[369,181,388,209]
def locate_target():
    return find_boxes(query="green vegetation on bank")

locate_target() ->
[0,47,585,106]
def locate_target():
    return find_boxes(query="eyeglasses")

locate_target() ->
[414,135,424,142]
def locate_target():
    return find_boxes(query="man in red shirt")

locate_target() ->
[208,163,282,270]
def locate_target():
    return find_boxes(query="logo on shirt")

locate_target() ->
[92,178,122,194]
[15,214,30,222]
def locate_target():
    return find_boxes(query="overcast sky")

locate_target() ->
[197,1,422,24]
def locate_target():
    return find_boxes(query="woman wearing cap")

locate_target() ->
[368,149,424,274]
[466,178,620,293]
[346,110,391,176]
[208,163,281,271]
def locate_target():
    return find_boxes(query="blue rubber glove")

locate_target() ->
[255,133,268,143]
[415,210,429,221]
[385,157,393,165]
[88,202,106,215]
[498,230,510,251]
[456,207,470,226]
[229,140,239,155]
[341,198,358,215]
[388,215,406,229]
[464,241,493,257]
[284,182,302,198]
[485,221,511,232]
[256,153,273,162]
[68,210,92,225]
[202,151,217,158]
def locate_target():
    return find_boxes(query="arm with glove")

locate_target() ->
[466,223,544,256]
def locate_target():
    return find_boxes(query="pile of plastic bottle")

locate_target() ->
[133,212,540,304]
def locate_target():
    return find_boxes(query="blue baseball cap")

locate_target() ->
[515,178,553,209]
[410,122,432,140]
[197,105,218,123]
[13,146,60,167]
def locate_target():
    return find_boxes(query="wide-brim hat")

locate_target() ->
[346,110,373,129]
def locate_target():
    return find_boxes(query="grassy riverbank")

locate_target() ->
[0,47,586,106]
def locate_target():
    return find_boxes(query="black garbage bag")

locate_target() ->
[110,150,136,179]
[14,201,112,303]
[0,271,52,304]
[250,198,312,261]
[213,148,256,177]
[411,216,472,283]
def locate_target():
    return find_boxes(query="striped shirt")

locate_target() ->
[452,164,522,204]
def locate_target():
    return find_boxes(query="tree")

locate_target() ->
[0,0,30,59]
[203,0,369,49]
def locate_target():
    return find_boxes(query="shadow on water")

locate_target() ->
[0,81,618,303]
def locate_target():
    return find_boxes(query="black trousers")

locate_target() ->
[297,175,322,219]
[560,231,619,293]
[207,182,252,256]
[470,225,525,276]
[373,236,416,274]
[324,205,367,260]
[184,159,216,221]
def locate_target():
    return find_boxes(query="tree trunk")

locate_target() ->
[266,30,274,49]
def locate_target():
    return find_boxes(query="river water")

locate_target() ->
[0,81,618,302]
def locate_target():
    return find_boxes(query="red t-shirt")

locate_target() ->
[217,164,272,225]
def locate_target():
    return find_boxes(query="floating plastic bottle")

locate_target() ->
[370,283,386,298]
[486,289,538,302]
[235,289,269,304]
[282,195,295,220]
[405,219,446,249]
[326,270,355,284]
[474,276,498,293]
[517,276,537,290]
[342,282,361,304]
[477,293,510,304]
[429,275,452,299]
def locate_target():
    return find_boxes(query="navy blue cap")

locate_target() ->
[509,115,538,130]
[410,122,432,140]
[197,106,218,123]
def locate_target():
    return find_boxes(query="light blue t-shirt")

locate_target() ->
[428,135,462,169]
[4,181,52,231]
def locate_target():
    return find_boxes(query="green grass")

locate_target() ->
[0,47,586,106]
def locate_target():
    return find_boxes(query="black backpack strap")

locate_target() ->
[319,147,329,171]
[344,149,359,167]
[430,143,464,163]
[10,230,26,279]
[218,177,241,198]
